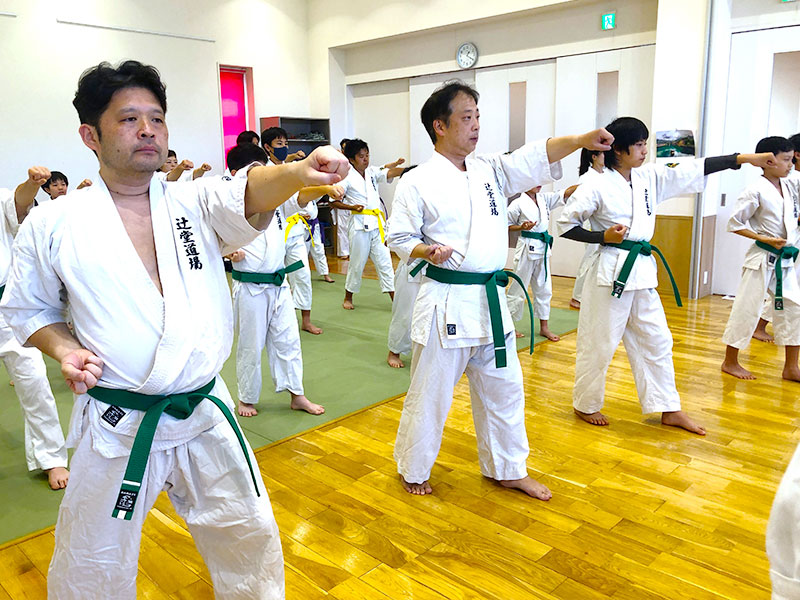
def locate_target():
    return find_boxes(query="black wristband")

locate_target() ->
[561,226,605,244]
[704,153,741,175]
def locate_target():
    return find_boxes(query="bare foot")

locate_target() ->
[569,298,581,310]
[339,255,349,261]
[302,322,323,335]
[323,275,335,283]
[783,366,800,382]
[515,331,524,338]
[400,475,432,495]
[387,351,405,368]
[721,361,756,380]
[9,380,14,387]
[47,466,69,490]
[238,402,258,417]
[539,327,560,342]
[291,395,325,415]
[753,330,774,343]
[499,475,552,500]
[342,299,354,310]
[574,408,609,426]
[661,410,706,435]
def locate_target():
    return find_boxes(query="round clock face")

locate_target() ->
[456,42,478,69]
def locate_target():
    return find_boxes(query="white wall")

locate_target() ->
[768,52,800,136]
[0,0,310,200]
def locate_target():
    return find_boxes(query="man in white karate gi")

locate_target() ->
[721,136,800,381]
[387,80,612,497]
[569,149,605,309]
[225,143,326,418]
[1,167,69,490]
[386,257,425,368]
[558,116,775,434]
[507,185,576,341]
[329,139,404,310]
[262,127,338,334]
[0,60,348,600]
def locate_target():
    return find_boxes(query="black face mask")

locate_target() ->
[272,146,289,161]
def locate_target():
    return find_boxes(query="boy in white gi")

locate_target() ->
[558,116,775,434]
[721,136,800,381]
[0,60,349,599]
[329,139,404,310]
[302,198,335,283]
[262,127,337,334]
[226,143,326,418]
[155,149,212,182]
[507,185,576,341]
[387,80,612,497]
[2,167,69,490]
[569,149,605,309]
[42,171,92,200]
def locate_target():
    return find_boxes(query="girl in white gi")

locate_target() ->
[558,116,776,434]
[262,127,339,335]
[387,80,613,498]
[302,198,335,283]
[328,139,404,310]
[721,136,800,382]
[0,60,350,600]
[569,149,606,309]
[225,144,326,418]
[507,185,576,341]
[155,149,211,182]
[1,167,69,490]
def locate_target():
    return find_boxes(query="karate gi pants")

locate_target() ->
[344,228,394,294]
[336,209,350,257]
[722,263,800,349]
[234,284,303,404]
[768,442,800,600]
[0,316,66,471]
[571,244,595,303]
[48,419,284,600]
[573,262,681,415]
[305,229,329,277]
[394,315,529,484]
[507,252,552,322]
[285,234,313,311]
[387,262,419,355]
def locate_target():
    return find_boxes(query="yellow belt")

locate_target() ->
[284,214,314,246]
[355,208,386,243]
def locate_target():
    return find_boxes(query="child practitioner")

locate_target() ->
[558,116,775,434]
[507,184,576,341]
[721,136,800,381]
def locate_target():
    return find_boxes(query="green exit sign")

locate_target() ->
[602,12,616,30]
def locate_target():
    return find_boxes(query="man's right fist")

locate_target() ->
[28,166,51,186]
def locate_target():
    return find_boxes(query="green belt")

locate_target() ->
[87,378,259,521]
[520,230,554,279]
[424,264,534,368]
[755,241,799,310]
[0,284,4,299]
[409,260,427,277]
[605,240,682,307]
[231,260,303,286]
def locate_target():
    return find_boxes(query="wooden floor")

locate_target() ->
[1,264,796,599]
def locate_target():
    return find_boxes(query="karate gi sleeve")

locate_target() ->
[0,188,20,238]
[650,159,707,204]
[374,167,389,185]
[195,165,273,252]
[483,140,563,197]
[386,181,424,263]
[557,182,601,236]
[544,190,565,211]
[727,187,760,233]
[507,199,522,226]
[0,207,69,345]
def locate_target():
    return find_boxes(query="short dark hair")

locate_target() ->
[42,171,68,191]
[166,149,177,159]
[755,136,793,156]
[226,143,268,172]
[73,60,167,137]
[579,149,603,176]
[788,133,800,164]
[339,138,351,149]
[604,117,649,169]
[237,130,259,145]
[343,138,369,160]
[261,127,288,148]
[420,80,480,144]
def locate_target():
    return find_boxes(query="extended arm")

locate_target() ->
[14,167,49,222]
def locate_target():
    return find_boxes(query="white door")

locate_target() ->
[712,26,800,296]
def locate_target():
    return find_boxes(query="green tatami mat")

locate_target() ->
[0,276,578,545]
